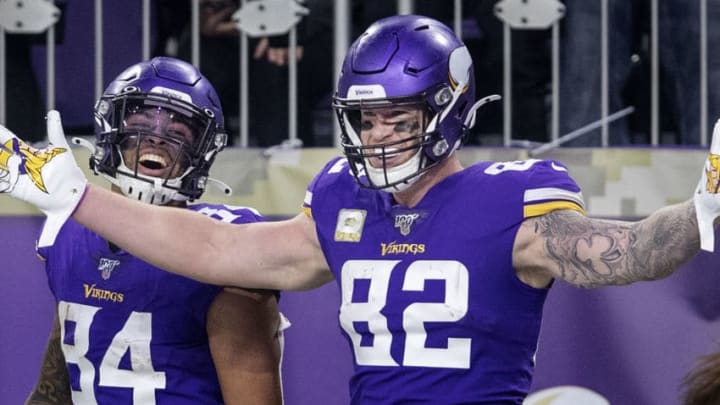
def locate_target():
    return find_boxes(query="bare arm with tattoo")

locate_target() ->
[513,200,700,289]
[25,314,71,405]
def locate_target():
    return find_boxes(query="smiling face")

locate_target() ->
[120,106,196,179]
[358,106,425,169]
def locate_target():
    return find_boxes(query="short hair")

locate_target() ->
[682,352,720,405]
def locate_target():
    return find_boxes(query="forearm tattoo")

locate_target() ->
[534,201,699,288]
[25,320,71,405]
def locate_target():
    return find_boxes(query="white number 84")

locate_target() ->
[58,301,166,404]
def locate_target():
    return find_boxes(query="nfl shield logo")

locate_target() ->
[98,258,121,280]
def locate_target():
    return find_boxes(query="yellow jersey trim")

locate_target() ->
[524,201,585,218]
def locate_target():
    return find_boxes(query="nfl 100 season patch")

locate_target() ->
[98,257,121,280]
[391,208,428,236]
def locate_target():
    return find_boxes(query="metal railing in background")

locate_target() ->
[0,0,712,148]
[495,0,565,147]
[94,0,102,101]
[0,0,60,123]
[233,0,308,148]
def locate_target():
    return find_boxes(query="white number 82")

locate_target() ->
[339,260,471,369]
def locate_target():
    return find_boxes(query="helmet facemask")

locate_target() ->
[92,92,226,205]
[337,98,441,192]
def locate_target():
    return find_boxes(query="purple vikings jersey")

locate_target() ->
[303,157,585,404]
[37,203,264,405]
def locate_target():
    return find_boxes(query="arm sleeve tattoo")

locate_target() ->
[25,316,71,405]
[533,200,699,288]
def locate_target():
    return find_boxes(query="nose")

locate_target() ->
[366,122,395,143]
[141,132,167,145]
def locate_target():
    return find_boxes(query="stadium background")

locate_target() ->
[2,0,720,403]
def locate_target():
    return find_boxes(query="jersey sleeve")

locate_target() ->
[189,203,265,224]
[303,156,349,219]
[521,159,585,218]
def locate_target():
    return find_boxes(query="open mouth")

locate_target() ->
[138,153,169,172]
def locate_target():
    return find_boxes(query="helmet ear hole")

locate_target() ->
[121,86,139,94]
[434,87,453,106]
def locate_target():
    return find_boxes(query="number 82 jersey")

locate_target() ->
[304,157,585,404]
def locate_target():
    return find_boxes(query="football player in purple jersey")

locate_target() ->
[2,15,719,404]
[22,57,286,405]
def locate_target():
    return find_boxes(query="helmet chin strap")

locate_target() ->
[113,164,186,205]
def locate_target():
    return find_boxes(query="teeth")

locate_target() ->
[139,153,168,169]
[373,147,399,157]
[384,148,400,158]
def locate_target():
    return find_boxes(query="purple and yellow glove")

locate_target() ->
[695,119,720,252]
[0,110,87,247]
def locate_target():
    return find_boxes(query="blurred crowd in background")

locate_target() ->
[6,0,720,148]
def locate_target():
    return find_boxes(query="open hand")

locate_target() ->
[0,110,88,246]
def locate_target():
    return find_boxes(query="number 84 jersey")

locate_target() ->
[304,157,585,405]
[38,203,266,405]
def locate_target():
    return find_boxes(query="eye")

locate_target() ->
[167,128,192,143]
[123,113,153,132]
[124,122,150,132]
[393,120,418,133]
[361,120,373,131]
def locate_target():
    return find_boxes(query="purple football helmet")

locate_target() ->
[334,15,492,191]
[90,56,227,205]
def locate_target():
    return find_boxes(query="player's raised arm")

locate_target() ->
[514,119,720,288]
[0,112,332,292]
[75,186,332,291]
[514,203,699,288]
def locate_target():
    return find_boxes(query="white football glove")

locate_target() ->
[0,110,87,247]
[694,118,720,252]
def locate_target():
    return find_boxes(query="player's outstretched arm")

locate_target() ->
[516,121,720,288]
[0,111,332,291]
[74,186,333,291]
[515,202,699,288]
